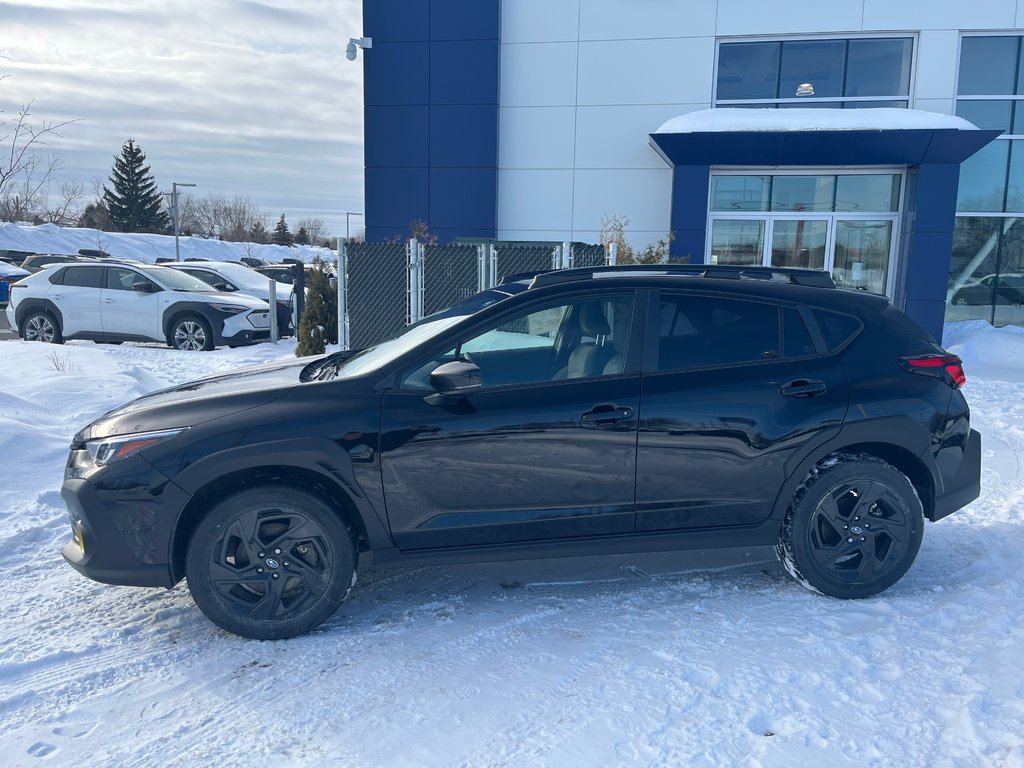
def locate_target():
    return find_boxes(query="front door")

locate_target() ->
[380,292,642,550]
[100,266,162,340]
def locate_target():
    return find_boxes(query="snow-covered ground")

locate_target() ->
[0,223,334,265]
[0,324,1022,767]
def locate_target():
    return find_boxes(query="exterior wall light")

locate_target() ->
[796,82,815,96]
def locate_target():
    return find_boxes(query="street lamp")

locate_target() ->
[345,211,363,242]
[171,182,197,261]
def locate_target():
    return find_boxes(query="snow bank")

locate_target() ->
[655,107,978,134]
[0,223,334,265]
[944,319,1024,384]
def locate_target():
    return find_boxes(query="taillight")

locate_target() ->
[899,354,966,389]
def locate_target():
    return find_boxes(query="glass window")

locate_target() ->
[813,310,861,350]
[60,266,103,288]
[779,40,846,100]
[955,100,1013,133]
[709,220,764,265]
[710,176,771,211]
[1005,140,1024,212]
[956,141,1009,212]
[782,308,816,357]
[945,217,1024,327]
[958,37,1018,96]
[716,42,780,101]
[845,38,912,97]
[771,220,828,270]
[106,267,144,291]
[401,296,634,390]
[832,220,893,294]
[657,295,780,370]
[770,176,835,212]
[835,175,900,212]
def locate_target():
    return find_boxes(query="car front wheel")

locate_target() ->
[186,486,358,639]
[776,453,924,599]
[20,311,63,344]
[170,315,214,351]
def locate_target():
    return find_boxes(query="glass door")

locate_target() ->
[768,219,830,270]
[832,220,894,294]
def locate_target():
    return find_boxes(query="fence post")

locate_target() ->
[477,244,487,293]
[608,242,618,266]
[562,241,572,270]
[337,239,348,349]
[407,238,419,324]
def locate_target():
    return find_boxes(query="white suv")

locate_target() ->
[5,262,272,351]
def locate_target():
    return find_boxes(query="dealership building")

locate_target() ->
[359,1,1024,338]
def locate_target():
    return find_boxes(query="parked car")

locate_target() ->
[950,273,1024,305]
[59,264,980,639]
[0,261,30,303]
[6,261,272,350]
[20,253,87,273]
[253,264,299,284]
[0,249,34,267]
[162,260,294,336]
[240,255,271,269]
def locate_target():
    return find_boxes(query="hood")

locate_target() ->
[75,358,306,442]
[175,290,269,310]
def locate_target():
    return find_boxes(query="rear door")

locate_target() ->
[48,265,103,336]
[100,266,163,340]
[635,291,849,531]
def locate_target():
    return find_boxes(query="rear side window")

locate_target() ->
[813,309,862,350]
[782,308,816,357]
[657,294,780,370]
[59,266,104,288]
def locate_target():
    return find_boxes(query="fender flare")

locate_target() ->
[14,298,64,333]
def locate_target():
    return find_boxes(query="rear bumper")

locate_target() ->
[931,428,982,521]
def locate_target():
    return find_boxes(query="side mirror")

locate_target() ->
[132,281,157,293]
[214,282,236,292]
[428,360,481,398]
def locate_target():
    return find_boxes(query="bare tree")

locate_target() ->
[297,217,331,246]
[43,179,85,225]
[1,97,78,222]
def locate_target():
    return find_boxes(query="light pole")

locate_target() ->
[345,211,363,242]
[171,182,197,261]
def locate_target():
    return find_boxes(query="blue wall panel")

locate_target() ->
[914,164,960,233]
[365,167,430,229]
[430,0,500,41]
[364,0,429,42]
[364,106,429,168]
[430,168,497,230]
[430,105,498,167]
[364,42,429,106]
[430,40,500,105]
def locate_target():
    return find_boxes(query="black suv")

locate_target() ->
[61,265,981,639]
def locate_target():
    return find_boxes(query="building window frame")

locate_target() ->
[713,33,918,109]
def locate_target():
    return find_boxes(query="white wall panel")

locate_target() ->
[914,97,955,116]
[575,104,705,169]
[571,229,668,249]
[863,0,1016,30]
[577,37,715,106]
[499,107,577,169]
[579,0,716,41]
[498,170,575,231]
[501,0,580,44]
[500,43,578,107]
[571,169,672,233]
[716,0,865,36]
[497,228,573,241]
[915,31,960,102]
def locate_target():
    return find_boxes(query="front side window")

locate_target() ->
[401,295,634,390]
[656,295,781,371]
[106,267,146,291]
[715,37,913,108]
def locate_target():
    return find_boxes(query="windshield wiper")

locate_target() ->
[299,349,360,382]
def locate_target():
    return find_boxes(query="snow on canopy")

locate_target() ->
[655,107,979,134]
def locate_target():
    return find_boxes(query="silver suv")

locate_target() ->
[6,261,272,350]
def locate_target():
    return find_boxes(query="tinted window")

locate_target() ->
[958,37,1018,96]
[779,40,846,99]
[845,38,912,97]
[657,295,780,370]
[61,266,103,288]
[106,267,146,291]
[782,308,816,357]
[716,41,780,100]
[813,309,861,350]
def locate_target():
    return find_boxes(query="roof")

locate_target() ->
[655,107,978,134]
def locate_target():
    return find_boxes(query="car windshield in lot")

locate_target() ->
[140,266,217,292]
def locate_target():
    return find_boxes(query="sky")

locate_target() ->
[0,0,365,238]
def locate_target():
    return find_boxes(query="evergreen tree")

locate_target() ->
[272,214,294,246]
[249,220,268,244]
[294,226,310,245]
[296,257,336,356]
[102,140,169,232]
[78,200,112,231]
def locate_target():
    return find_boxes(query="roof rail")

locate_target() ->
[529,263,836,289]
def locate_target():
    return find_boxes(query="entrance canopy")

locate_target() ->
[647,108,1001,341]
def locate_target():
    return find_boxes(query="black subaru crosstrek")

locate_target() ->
[61,265,981,639]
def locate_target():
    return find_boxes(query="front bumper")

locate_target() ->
[61,456,190,588]
[931,428,982,521]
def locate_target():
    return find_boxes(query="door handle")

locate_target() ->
[102,298,115,303]
[780,379,827,398]
[50,294,63,299]
[581,404,633,425]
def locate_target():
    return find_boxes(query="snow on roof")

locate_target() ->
[655,108,979,134]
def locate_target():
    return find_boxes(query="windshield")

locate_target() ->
[330,283,529,379]
[140,266,216,293]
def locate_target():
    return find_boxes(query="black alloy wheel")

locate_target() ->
[777,454,924,599]
[186,486,357,639]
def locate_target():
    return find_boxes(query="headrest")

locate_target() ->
[579,302,610,335]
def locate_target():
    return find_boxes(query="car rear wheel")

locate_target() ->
[186,486,358,639]
[776,453,923,599]
[170,315,214,351]
[20,311,63,344]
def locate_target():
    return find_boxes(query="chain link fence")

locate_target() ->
[342,240,612,349]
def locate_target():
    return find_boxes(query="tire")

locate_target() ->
[775,453,924,599]
[20,311,63,344]
[186,486,358,639]
[953,295,968,306]
[170,315,214,351]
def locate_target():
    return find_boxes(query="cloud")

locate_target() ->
[0,0,365,235]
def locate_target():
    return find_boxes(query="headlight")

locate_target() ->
[210,304,247,314]
[84,428,187,467]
